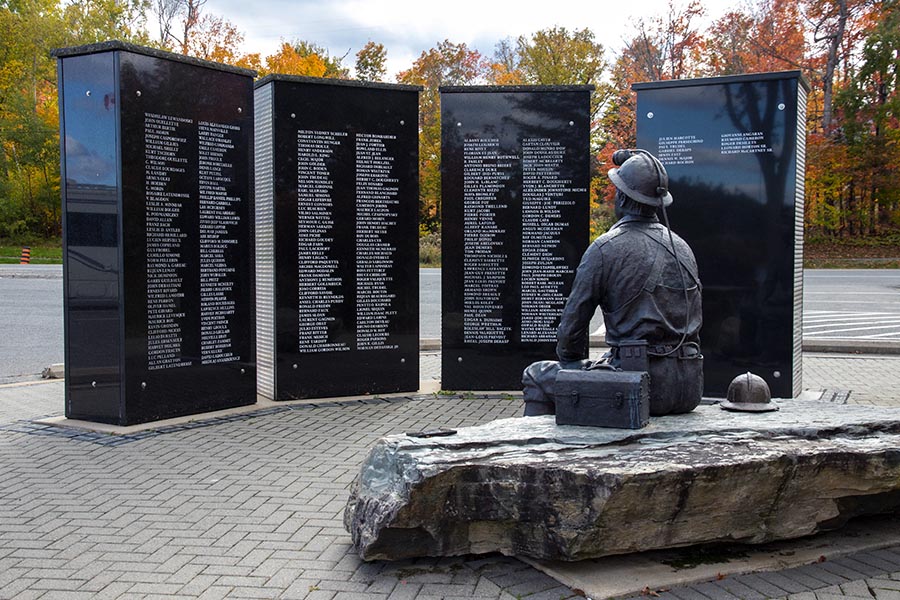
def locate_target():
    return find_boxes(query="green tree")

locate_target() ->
[397,40,486,233]
[62,0,152,46]
[0,0,152,240]
[828,0,900,235]
[355,40,386,82]
[0,0,63,239]
[512,27,612,237]
[516,27,607,86]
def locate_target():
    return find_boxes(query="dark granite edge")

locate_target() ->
[51,40,256,77]
[255,73,422,92]
[440,84,595,93]
[633,70,811,93]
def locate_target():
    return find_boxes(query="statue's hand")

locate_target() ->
[561,360,590,371]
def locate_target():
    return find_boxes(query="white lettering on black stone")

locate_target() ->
[658,135,704,165]
[297,129,350,353]
[198,120,241,365]
[720,131,773,155]
[355,133,399,351]
[144,112,193,370]
[520,137,577,343]
[144,112,244,371]
[462,138,513,344]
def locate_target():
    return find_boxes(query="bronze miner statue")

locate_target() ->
[523,149,704,418]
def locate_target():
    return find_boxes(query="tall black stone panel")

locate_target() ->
[55,42,256,425]
[634,71,808,398]
[254,76,420,400]
[441,86,592,390]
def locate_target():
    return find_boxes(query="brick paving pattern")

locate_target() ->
[0,352,899,599]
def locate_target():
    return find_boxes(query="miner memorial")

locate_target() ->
[54,42,256,425]
[440,85,592,391]
[345,72,900,565]
[253,76,421,400]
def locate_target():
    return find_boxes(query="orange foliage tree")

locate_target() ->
[397,40,487,234]
[599,0,900,240]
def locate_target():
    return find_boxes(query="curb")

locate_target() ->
[803,338,900,355]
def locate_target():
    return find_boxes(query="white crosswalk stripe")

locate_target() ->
[804,310,900,340]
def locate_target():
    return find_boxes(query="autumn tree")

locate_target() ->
[1,0,151,240]
[149,0,203,53]
[397,40,486,233]
[812,0,900,236]
[183,13,243,64]
[153,0,181,47]
[487,38,523,85]
[258,40,350,78]
[150,0,247,69]
[261,42,326,77]
[503,27,612,236]
[589,2,709,235]
[624,0,705,81]
[293,40,348,77]
[355,41,386,82]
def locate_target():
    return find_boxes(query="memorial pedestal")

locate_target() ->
[345,401,900,562]
[55,42,256,425]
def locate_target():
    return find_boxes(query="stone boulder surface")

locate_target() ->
[344,401,900,561]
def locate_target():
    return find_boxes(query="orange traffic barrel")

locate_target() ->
[19,247,31,264]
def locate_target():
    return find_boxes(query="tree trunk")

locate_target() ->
[821,0,848,133]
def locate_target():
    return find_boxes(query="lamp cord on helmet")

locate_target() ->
[635,149,692,358]
[656,202,691,358]
[613,149,694,358]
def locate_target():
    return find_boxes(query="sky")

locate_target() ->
[203,0,742,78]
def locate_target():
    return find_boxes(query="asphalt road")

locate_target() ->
[0,265,64,382]
[1,265,898,380]
[803,269,900,341]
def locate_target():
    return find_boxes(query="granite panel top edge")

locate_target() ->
[633,70,810,92]
[51,40,256,77]
[255,74,422,92]
[440,84,595,93]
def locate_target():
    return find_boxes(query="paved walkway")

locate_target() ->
[1,352,899,599]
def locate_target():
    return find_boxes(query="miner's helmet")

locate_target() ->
[720,372,780,412]
[608,150,673,208]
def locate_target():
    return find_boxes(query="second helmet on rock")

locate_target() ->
[721,372,779,412]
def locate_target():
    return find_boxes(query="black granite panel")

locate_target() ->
[441,88,591,390]
[58,44,256,425]
[60,52,123,423]
[118,51,256,422]
[262,78,420,399]
[634,72,806,398]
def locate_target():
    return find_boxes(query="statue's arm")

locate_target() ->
[555,244,603,362]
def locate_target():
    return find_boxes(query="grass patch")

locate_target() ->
[0,239,62,264]
[804,236,900,269]
[804,257,900,269]
[419,232,441,267]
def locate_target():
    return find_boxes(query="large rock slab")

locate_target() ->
[344,400,900,561]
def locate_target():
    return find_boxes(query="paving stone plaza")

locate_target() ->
[2,351,900,599]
